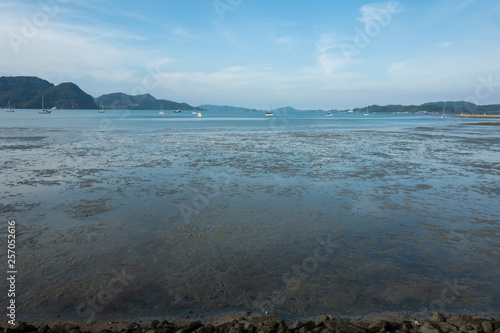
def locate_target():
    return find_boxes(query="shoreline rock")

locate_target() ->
[1,313,499,333]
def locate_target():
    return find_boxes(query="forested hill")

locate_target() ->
[0,76,97,109]
[95,93,194,110]
[352,102,500,115]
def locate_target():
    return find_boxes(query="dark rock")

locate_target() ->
[145,330,157,333]
[288,321,303,331]
[158,322,170,329]
[64,325,81,333]
[265,317,285,328]
[470,323,485,332]
[482,321,495,333]
[459,324,474,332]
[37,325,50,333]
[494,329,500,333]
[314,316,330,327]
[386,321,402,331]
[242,323,255,333]
[430,312,446,323]
[151,322,160,329]
[336,322,367,333]
[178,322,203,333]
[216,323,232,333]
[420,322,440,333]
[368,320,388,332]
[322,320,337,331]
[434,322,456,332]
[303,321,316,331]
[401,323,413,331]
[99,330,114,333]
[14,322,37,333]
[310,328,322,333]
[276,324,287,333]
[194,326,214,333]
[447,315,474,327]
[128,323,141,331]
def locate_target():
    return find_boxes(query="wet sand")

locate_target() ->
[2,112,499,323]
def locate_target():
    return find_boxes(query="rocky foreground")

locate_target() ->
[2,313,500,333]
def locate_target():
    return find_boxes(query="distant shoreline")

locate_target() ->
[453,114,500,118]
[468,122,500,126]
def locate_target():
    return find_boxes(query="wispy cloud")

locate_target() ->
[168,27,195,40]
[439,41,452,48]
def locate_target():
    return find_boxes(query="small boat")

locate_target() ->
[195,103,203,117]
[5,101,14,112]
[159,104,164,115]
[99,103,105,113]
[38,96,52,114]
[265,104,274,116]
[174,109,181,113]
[440,102,446,119]
[326,106,333,116]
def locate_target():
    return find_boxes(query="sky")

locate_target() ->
[1,0,500,110]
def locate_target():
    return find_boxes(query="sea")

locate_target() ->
[1,109,499,322]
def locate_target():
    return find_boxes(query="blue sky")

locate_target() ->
[1,0,500,110]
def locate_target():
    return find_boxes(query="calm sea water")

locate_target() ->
[1,109,499,321]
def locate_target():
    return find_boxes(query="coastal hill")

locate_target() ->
[1,76,499,114]
[350,101,500,115]
[95,92,194,111]
[0,76,97,109]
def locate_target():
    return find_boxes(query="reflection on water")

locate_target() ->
[1,110,499,321]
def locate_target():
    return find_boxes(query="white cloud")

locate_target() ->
[387,60,410,73]
[169,27,194,40]
[357,1,403,26]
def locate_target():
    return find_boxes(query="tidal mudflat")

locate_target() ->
[1,110,499,322]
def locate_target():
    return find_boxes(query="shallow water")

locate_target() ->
[1,109,499,321]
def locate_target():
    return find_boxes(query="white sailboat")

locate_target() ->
[441,102,446,119]
[326,105,333,116]
[99,103,105,113]
[38,96,51,114]
[265,104,274,116]
[196,102,203,117]
[159,104,164,115]
[5,101,14,112]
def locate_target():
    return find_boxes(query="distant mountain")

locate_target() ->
[274,106,325,113]
[201,105,325,113]
[0,76,97,109]
[201,104,261,112]
[349,101,500,115]
[95,93,194,110]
